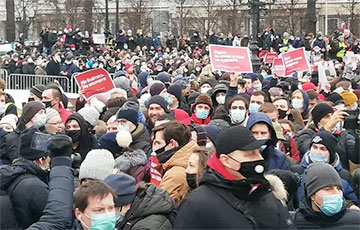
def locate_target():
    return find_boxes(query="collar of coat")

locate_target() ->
[207,153,236,181]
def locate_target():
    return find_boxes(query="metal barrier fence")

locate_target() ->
[0,69,8,79]
[6,74,71,92]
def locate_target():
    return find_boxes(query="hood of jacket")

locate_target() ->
[114,149,147,172]
[162,140,198,171]
[301,151,342,172]
[126,184,175,219]
[0,159,48,190]
[246,112,276,141]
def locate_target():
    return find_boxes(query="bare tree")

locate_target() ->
[15,0,40,38]
[194,0,223,36]
[276,0,307,35]
[122,0,151,34]
[170,0,192,36]
[225,0,243,34]
[340,0,360,35]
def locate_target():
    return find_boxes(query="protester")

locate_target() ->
[185,147,212,190]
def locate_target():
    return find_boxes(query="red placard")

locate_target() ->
[272,58,285,77]
[74,68,115,99]
[150,155,162,186]
[209,45,253,73]
[264,52,278,64]
[281,48,310,76]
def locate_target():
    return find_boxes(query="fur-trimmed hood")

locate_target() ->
[265,174,288,207]
[114,149,147,172]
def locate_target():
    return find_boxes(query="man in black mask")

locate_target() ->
[174,126,295,229]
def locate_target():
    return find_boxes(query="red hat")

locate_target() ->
[65,25,72,31]
[302,82,317,92]
[70,44,76,49]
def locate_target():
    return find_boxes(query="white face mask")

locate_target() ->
[292,98,303,109]
[65,59,72,65]
[55,55,61,63]
[230,109,246,124]
[350,103,358,111]
[216,95,226,105]
[33,113,47,128]
[200,86,211,94]
[0,103,5,114]
[253,83,262,91]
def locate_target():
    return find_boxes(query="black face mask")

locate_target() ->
[155,145,166,155]
[278,108,287,119]
[238,159,266,182]
[186,173,198,190]
[66,130,81,143]
[43,100,53,108]
[28,97,35,102]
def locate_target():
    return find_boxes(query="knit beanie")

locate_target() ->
[19,101,45,124]
[78,107,100,127]
[99,132,123,155]
[311,103,333,127]
[310,131,338,160]
[79,149,115,181]
[45,108,59,123]
[0,114,18,130]
[104,174,136,207]
[157,72,171,84]
[119,100,140,112]
[116,109,138,126]
[147,95,169,112]
[191,124,207,147]
[188,92,200,105]
[204,125,221,146]
[327,92,344,104]
[114,77,131,91]
[305,162,342,197]
[340,91,358,106]
[192,94,213,114]
[30,84,46,98]
[168,84,182,103]
[20,127,47,160]
[149,82,166,96]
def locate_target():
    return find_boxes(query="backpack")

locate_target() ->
[0,174,35,229]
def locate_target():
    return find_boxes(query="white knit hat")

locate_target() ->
[79,149,115,181]
[0,114,18,130]
[45,108,60,123]
[78,107,100,127]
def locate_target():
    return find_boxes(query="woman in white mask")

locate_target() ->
[227,96,249,126]
[291,89,310,122]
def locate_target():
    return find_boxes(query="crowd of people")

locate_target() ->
[0,24,359,229]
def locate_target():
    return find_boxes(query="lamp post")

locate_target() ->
[248,0,261,73]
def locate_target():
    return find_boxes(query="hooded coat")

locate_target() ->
[130,123,152,157]
[0,130,20,165]
[174,154,295,229]
[247,113,289,171]
[118,184,175,230]
[0,159,49,229]
[115,149,147,183]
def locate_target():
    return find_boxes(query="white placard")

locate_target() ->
[92,34,106,45]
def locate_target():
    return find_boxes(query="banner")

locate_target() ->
[209,45,253,73]
[317,61,328,90]
[92,33,106,44]
[281,48,310,76]
[74,68,115,99]
[272,58,285,77]
[264,52,278,64]
[0,44,14,52]
[150,155,162,186]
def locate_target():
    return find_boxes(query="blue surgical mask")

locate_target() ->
[230,109,246,124]
[309,151,328,163]
[195,109,209,120]
[316,194,343,216]
[249,103,260,114]
[163,93,174,105]
[83,212,116,230]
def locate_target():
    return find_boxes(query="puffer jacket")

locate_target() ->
[296,125,359,171]
[115,149,147,182]
[0,159,49,229]
[158,140,199,204]
[295,192,360,229]
[130,123,152,157]
[0,130,20,165]
[293,152,359,207]
[247,113,289,171]
[118,184,175,230]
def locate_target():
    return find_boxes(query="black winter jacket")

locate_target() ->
[118,184,175,230]
[0,130,20,165]
[295,194,360,229]
[174,168,295,229]
[0,159,49,229]
[130,124,152,157]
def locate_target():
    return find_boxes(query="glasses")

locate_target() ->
[48,121,62,125]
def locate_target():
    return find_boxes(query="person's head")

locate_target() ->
[339,91,358,110]
[243,76,253,89]
[338,35,344,42]
[311,103,334,128]
[308,131,337,164]
[249,91,267,113]
[116,109,138,132]
[306,90,319,111]
[185,148,212,189]
[167,84,182,108]
[215,126,267,180]
[305,163,344,216]
[0,114,18,132]
[204,124,221,150]
[237,79,247,93]
[106,116,118,133]
[0,78,5,94]
[74,180,117,230]
[77,107,100,128]
[45,108,63,134]
[42,84,63,111]
[291,89,309,111]
[192,94,213,120]
[18,101,46,130]
[154,113,175,127]
[78,149,115,184]
[152,121,191,157]
[146,96,169,126]
[227,95,249,124]
[336,80,351,91]
[110,88,127,99]
[29,84,46,102]
[278,119,296,137]
[247,112,275,141]
[259,102,278,123]
[199,82,212,94]
[104,174,136,225]
[273,97,290,119]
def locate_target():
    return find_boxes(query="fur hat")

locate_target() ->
[192,94,213,114]
[114,149,147,172]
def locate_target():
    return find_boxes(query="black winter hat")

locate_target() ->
[30,84,46,98]
[116,109,138,126]
[216,126,267,157]
[149,82,166,96]
[147,95,169,113]
[168,84,182,103]
[305,162,342,197]
[20,127,48,160]
[311,103,333,127]
[310,131,338,159]
[327,92,344,105]
[104,174,136,207]
[47,134,73,158]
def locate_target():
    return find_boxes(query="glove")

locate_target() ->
[48,133,73,158]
